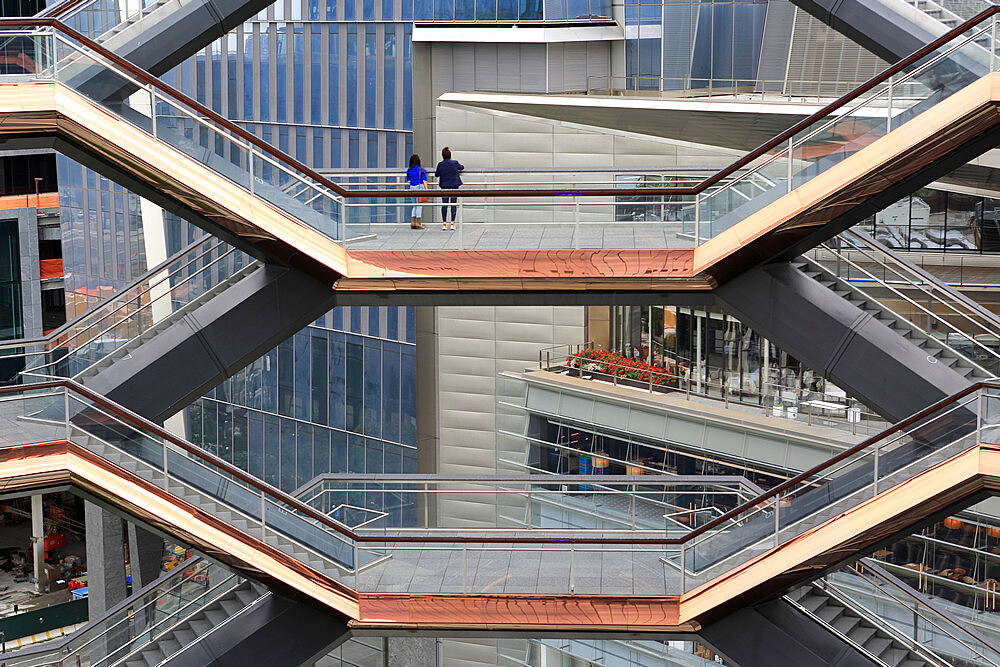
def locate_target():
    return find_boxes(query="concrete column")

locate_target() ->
[138,199,172,327]
[85,502,128,661]
[30,495,44,594]
[84,502,127,615]
[411,42,434,162]
[383,637,438,667]
[126,522,163,590]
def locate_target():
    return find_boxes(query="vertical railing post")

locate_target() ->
[874,445,880,496]
[260,492,266,540]
[787,137,794,192]
[573,196,580,249]
[977,389,984,444]
[148,84,157,138]
[248,147,256,196]
[773,495,780,548]
[630,484,636,529]
[50,33,57,81]
[423,482,429,528]
[694,194,701,245]
[457,201,464,250]
[992,13,998,71]
[886,75,893,132]
[680,543,686,591]
[63,388,71,442]
[462,545,468,593]
[569,545,575,594]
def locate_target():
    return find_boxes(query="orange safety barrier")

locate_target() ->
[39,258,63,280]
[0,192,59,210]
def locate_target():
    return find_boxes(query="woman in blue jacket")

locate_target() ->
[405,154,427,230]
[434,147,464,230]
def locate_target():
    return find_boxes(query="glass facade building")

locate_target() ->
[156,0,421,486]
[185,307,417,493]
[54,0,421,486]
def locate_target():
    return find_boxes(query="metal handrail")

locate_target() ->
[0,6,994,199]
[859,558,1000,652]
[22,247,255,377]
[101,573,244,667]
[0,235,221,355]
[835,230,1000,344]
[811,578,950,667]
[0,555,204,662]
[782,590,896,667]
[552,349,883,431]
[831,231,1000,345]
[810,240,1000,374]
[834,561,1000,666]
[849,228,1000,331]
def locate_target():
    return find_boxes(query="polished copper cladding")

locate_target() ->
[0,25,997,293]
[3,431,998,633]
[4,70,1000,293]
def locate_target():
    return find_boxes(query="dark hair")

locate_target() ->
[408,154,421,168]
[442,147,451,160]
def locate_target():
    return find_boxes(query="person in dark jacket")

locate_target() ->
[434,147,464,230]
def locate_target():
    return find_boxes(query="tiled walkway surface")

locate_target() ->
[345,223,694,251]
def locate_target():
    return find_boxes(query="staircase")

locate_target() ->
[120,580,265,667]
[67,259,261,383]
[785,585,939,667]
[83,436,360,579]
[793,256,993,382]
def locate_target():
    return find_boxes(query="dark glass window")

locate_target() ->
[0,219,21,341]
[346,339,364,432]
[363,339,381,436]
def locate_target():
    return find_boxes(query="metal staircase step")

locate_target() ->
[863,636,892,657]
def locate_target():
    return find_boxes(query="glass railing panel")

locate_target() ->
[807,232,1000,377]
[163,445,263,520]
[5,28,353,244]
[22,247,255,381]
[148,93,252,192]
[694,18,995,243]
[87,567,241,667]
[54,560,230,667]
[681,391,983,587]
[0,387,67,445]
[52,0,158,43]
[68,394,165,467]
[61,388,364,577]
[350,541,682,595]
[262,497,359,569]
[825,566,1000,666]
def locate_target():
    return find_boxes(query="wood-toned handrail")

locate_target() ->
[1,8,997,198]
[1,379,990,547]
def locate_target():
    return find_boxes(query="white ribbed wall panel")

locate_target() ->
[434,102,741,224]
[431,306,586,527]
